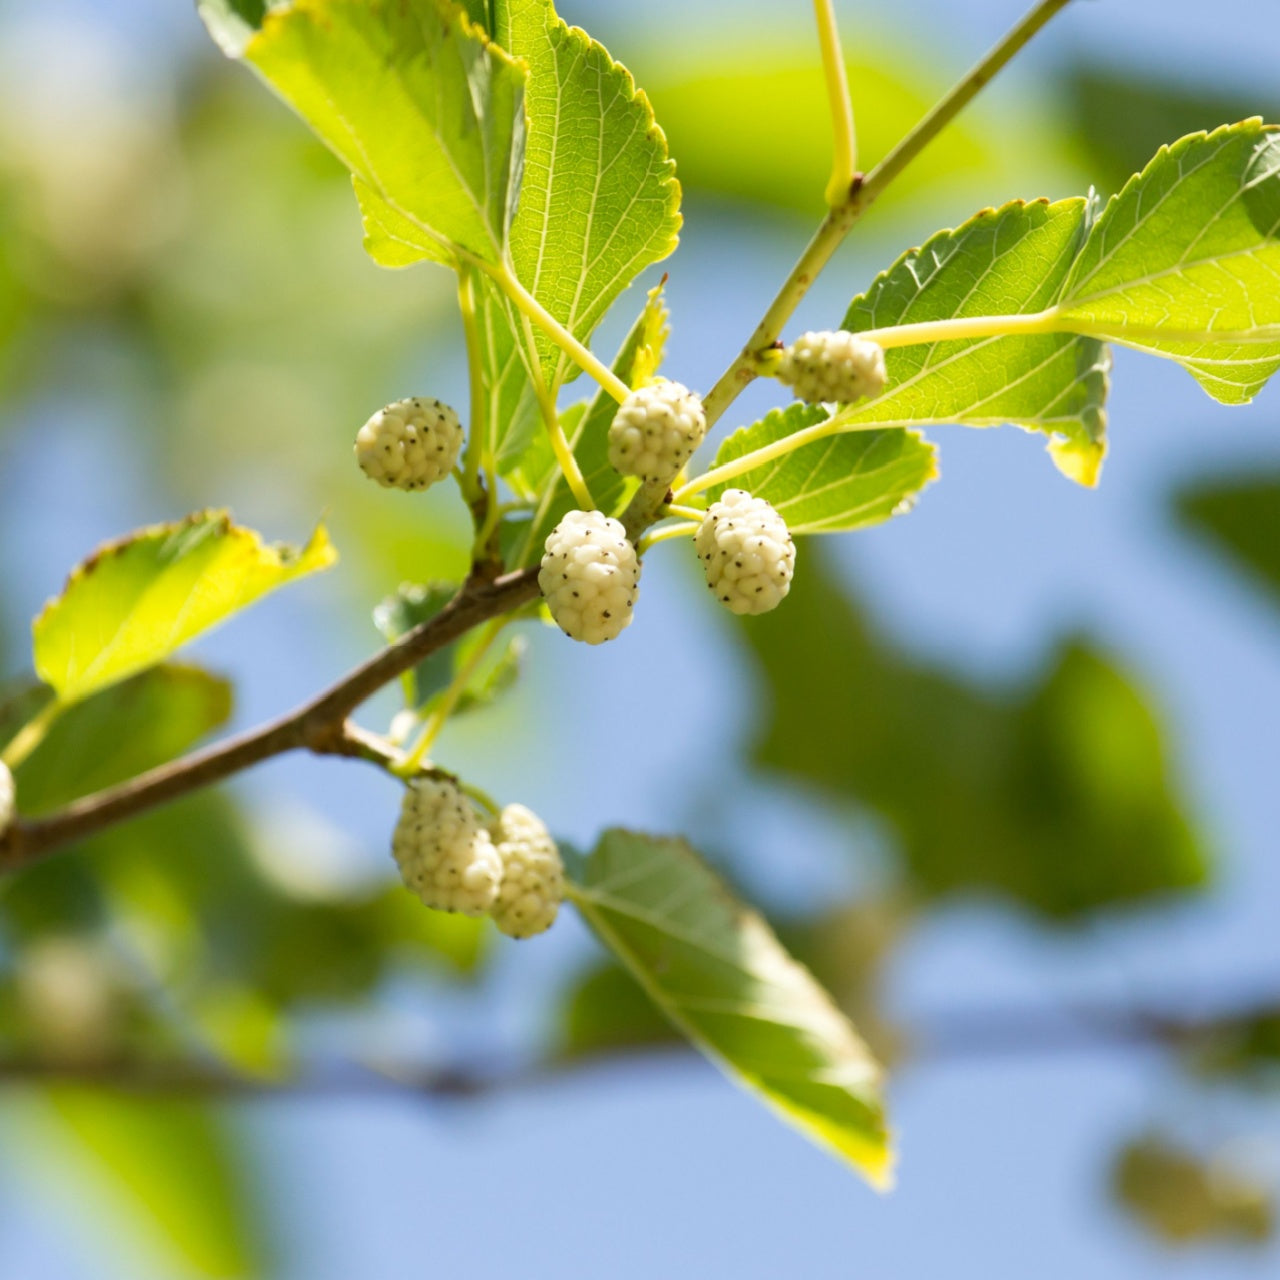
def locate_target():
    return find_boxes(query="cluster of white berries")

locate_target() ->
[392,777,564,938]
[607,379,707,485]
[392,775,503,917]
[490,804,564,938]
[695,489,795,614]
[355,397,464,491]
[539,509,641,644]
[0,762,13,835]
[776,330,887,405]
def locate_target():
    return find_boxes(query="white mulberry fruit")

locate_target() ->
[489,804,564,939]
[776,331,886,405]
[392,776,502,916]
[696,489,796,616]
[607,380,706,484]
[0,762,13,834]
[539,510,641,644]
[355,397,464,491]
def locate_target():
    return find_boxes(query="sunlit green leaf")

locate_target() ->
[14,665,232,816]
[567,829,892,1186]
[488,0,681,387]
[842,198,1110,485]
[200,0,527,266]
[705,406,937,534]
[33,510,335,703]
[1059,120,1280,403]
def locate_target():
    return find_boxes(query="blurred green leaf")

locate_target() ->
[1112,1134,1275,1246]
[513,281,668,565]
[202,0,527,266]
[33,510,334,703]
[1063,65,1279,197]
[842,198,1110,485]
[14,665,231,816]
[35,1089,268,1276]
[745,554,1208,919]
[568,829,892,1186]
[636,39,996,215]
[1177,473,1280,607]
[1059,120,1280,404]
[705,407,937,533]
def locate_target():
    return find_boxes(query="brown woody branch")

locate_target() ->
[0,568,540,873]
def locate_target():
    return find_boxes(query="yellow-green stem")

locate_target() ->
[486,265,630,404]
[676,404,880,502]
[815,0,857,207]
[857,307,1061,350]
[0,700,61,772]
[398,619,508,774]
[457,268,487,501]
[637,521,701,554]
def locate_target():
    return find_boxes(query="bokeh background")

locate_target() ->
[2,0,1280,1275]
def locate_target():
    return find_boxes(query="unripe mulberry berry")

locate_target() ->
[392,776,502,916]
[539,510,640,644]
[355,397,463,491]
[776,331,886,405]
[696,489,795,616]
[489,804,564,939]
[0,762,13,834]
[607,380,707,484]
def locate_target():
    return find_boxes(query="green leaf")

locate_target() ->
[1058,120,1280,403]
[475,270,543,473]
[33,511,335,704]
[841,198,1110,486]
[1177,472,1280,606]
[567,830,892,1186]
[354,177,451,269]
[32,1089,267,1276]
[705,406,937,534]
[373,581,523,717]
[745,554,1209,920]
[14,665,232,816]
[488,0,681,387]
[559,960,679,1059]
[373,582,460,712]
[200,0,527,266]
[452,633,525,714]
[513,282,669,564]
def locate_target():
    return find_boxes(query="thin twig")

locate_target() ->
[698,0,1074,430]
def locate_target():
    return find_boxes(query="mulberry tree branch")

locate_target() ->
[0,568,541,873]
